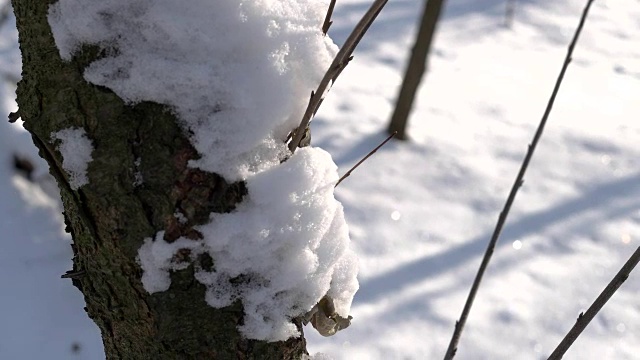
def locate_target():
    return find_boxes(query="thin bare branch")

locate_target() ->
[547,245,640,360]
[322,0,337,35]
[335,131,395,187]
[288,0,388,152]
[443,1,595,359]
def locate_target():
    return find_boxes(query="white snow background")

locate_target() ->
[1,0,639,358]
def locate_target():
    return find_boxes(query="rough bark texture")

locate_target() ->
[11,0,308,358]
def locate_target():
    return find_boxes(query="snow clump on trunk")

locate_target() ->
[48,0,358,341]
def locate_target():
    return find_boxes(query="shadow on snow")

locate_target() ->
[355,171,640,303]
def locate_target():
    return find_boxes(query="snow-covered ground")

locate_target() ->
[1,0,639,358]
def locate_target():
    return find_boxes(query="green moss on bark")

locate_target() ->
[11,0,308,358]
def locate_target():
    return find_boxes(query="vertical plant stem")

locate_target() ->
[442,1,595,359]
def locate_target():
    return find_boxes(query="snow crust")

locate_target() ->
[47,0,357,341]
[50,128,93,190]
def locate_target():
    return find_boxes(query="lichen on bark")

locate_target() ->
[11,0,308,358]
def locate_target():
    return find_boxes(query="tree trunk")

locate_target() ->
[505,0,517,28]
[11,0,307,358]
[387,0,446,140]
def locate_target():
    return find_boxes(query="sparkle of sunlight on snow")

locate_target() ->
[617,323,626,333]
[621,233,631,244]
[512,239,523,250]
[534,343,543,353]
[390,210,401,221]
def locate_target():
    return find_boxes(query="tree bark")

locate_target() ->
[11,0,307,358]
[387,0,446,140]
